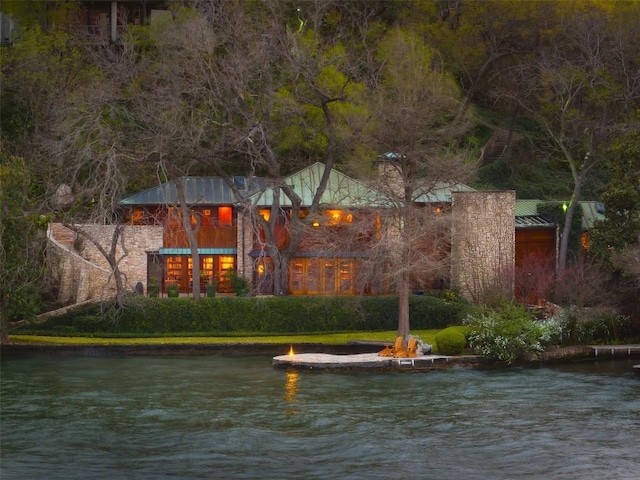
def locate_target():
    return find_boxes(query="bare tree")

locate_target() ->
[157,1,372,295]
[503,8,639,273]
[364,27,475,336]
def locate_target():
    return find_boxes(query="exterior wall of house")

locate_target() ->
[451,191,516,303]
[49,223,163,303]
[514,227,557,304]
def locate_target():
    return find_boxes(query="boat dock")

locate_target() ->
[591,345,640,357]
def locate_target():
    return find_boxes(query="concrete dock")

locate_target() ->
[272,352,483,370]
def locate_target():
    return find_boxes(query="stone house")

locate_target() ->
[52,162,594,304]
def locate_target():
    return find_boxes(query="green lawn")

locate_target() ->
[10,330,440,347]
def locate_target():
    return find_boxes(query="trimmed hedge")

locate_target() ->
[434,326,468,355]
[16,294,475,335]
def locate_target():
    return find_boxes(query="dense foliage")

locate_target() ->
[463,303,564,364]
[0,152,48,342]
[14,294,475,336]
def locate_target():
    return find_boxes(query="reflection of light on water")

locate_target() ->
[284,371,299,403]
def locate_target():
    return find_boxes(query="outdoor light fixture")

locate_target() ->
[562,202,568,213]
[288,345,295,357]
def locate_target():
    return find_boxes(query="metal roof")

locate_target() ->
[579,201,606,230]
[514,199,605,229]
[515,199,543,217]
[250,162,389,208]
[515,215,556,228]
[414,181,475,203]
[120,176,263,206]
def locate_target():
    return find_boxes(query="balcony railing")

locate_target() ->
[164,226,237,249]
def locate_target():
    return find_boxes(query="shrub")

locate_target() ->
[559,307,631,344]
[15,293,474,335]
[224,270,250,296]
[463,303,564,364]
[434,326,468,355]
[167,284,179,298]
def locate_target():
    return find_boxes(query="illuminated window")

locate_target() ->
[218,206,233,226]
[259,209,270,221]
[130,208,143,223]
[581,232,589,250]
[220,255,235,272]
[327,210,342,225]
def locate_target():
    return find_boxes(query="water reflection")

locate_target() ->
[284,370,299,402]
[1,355,639,479]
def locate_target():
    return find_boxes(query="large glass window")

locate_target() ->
[218,206,233,226]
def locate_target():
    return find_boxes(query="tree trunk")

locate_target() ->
[397,271,410,337]
[107,225,127,307]
[175,179,200,300]
[64,223,128,307]
[558,181,581,274]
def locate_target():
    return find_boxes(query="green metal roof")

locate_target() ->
[251,162,388,208]
[579,201,606,230]
[514,199,543,217]
[414,182,475,203]
[120,177,258,206]
[514,199,605,229]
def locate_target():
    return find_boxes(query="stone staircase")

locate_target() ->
[477,128,516,167]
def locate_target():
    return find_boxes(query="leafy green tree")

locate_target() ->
[590,132,640,261]
[0,151,47,343]
[0,23,93,157]
[503,3,639,273]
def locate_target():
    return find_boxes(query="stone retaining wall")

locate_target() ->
[48,223,163,303]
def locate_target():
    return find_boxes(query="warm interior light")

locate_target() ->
[288,345,295,357]
[259,209,270,221]
[218,206,233,226]
[312,221,320,227]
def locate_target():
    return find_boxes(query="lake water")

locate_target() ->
[1,354,638,479]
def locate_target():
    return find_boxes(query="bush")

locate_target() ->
[14,293,474,335]
[167,284,179,298]
[224,270,250,296]
[463,303,564,364]
[434,326,468,355]
[559,307,631,344]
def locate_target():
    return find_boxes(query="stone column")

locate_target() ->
[451,191,515,303]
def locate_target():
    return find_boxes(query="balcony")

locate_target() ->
[164,226,237,249]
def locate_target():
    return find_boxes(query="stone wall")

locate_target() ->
[49,223,163,303]
[451,191,516,303]
[236,211,255,282]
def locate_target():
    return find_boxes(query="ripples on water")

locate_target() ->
[1,355,638,479]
